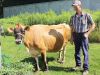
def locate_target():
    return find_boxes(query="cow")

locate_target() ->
[8,23,71,71]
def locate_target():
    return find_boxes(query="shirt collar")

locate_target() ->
[75,12,84,17]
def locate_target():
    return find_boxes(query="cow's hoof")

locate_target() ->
[60,61,64,64]
[57,60,64,64]
[57,58,60,61]
[57,59,61,63]
[34,68,41,72]
[44,69,49,72]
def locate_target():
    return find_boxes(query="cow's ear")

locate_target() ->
[24,26,30,31]
[7,27,14,33]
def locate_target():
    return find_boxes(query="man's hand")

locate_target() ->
[84,32,89,38]
[84,23,95,38]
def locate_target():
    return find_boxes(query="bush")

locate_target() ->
[0,62,34,75]
[89,31,100,43]
[92,11,100,31]
[0,54,33,75]
[0,10,100,42]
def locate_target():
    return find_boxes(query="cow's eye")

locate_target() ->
[22,31,25,35]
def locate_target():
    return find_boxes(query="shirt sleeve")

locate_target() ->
[87,14,94,25]
[69,16,73,26]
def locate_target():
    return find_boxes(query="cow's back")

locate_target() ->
[24,24,71,52]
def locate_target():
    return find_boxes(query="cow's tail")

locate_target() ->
[62,23,73,44]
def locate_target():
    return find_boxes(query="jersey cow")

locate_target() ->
[23,24,71,71]
[8,23,71,71]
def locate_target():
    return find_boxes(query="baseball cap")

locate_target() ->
[72,0,81,6]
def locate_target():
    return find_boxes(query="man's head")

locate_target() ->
[72,0,82,13]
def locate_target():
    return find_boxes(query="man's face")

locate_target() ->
[73,5,81,12]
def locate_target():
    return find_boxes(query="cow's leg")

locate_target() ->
[57,50,62,63]
[28,48,40,71]
[61,45,66,63]
[57,44,66,64]
[41,51,48,71]
[34,56,40,71]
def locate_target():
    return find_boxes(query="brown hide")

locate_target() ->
[23,24,71,53]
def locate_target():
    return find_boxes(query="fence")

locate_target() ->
[3,0,100,17]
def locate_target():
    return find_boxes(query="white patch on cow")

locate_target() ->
[26,47,30,53]
[29,47,40,57]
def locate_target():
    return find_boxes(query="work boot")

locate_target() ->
[83,70,89,75]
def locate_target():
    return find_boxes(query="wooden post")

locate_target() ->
[0,0,3,18]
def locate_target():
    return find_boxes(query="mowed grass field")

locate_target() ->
[0,36,100,75]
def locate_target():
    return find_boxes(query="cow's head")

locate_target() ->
[8,23,25,45]
[15,33,23,44]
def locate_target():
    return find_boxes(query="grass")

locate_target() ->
[0,36,100,75]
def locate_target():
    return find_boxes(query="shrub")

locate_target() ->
[89,31,100,43]
[0,10,100,42]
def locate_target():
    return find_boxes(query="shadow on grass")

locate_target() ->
[20,57,76,72]
[21,57,55,70]
[21,57,55,64]
[49,66,75,72]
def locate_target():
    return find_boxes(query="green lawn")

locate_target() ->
[0,36,100,75]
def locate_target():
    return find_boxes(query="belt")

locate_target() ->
[73,31,88,34]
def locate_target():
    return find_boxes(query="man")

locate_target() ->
[69,0,95,75]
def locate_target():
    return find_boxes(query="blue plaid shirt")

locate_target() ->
[70,12,94,33]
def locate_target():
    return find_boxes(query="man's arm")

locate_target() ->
[84,14,96,38]
[84,23,95,38]
[87,23,96,35]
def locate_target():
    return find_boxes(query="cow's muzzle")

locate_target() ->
[15,39,22,45]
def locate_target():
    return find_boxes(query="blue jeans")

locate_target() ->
[73,32,89,70]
